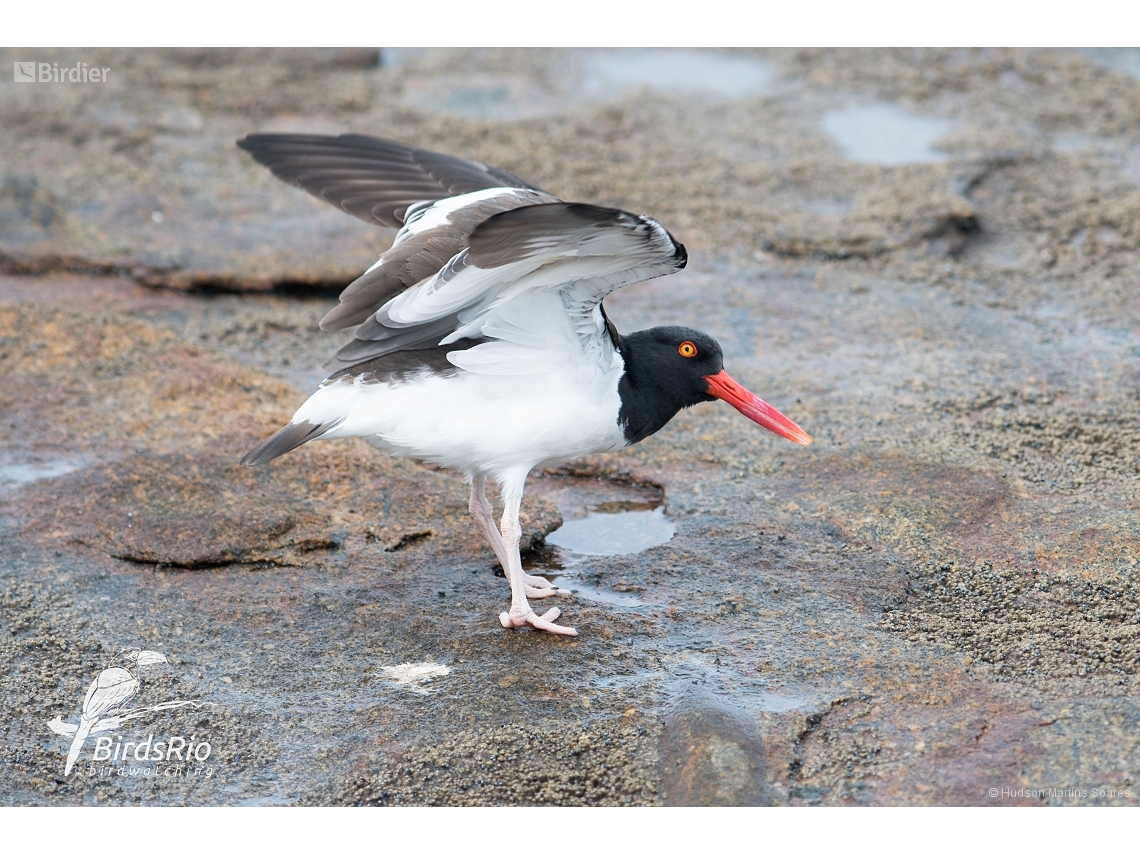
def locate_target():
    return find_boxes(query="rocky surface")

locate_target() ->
[2,48,1140,805]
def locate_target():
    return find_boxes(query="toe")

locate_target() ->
[498,606,577,636]
[527,608,578,636]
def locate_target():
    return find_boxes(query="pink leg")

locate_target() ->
[495,471,577,636]
[469,476,556,599]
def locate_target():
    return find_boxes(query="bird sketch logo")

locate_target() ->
[13,62,36,83]
[46,648,213,776]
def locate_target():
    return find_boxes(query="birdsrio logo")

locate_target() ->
[46,648,216,778]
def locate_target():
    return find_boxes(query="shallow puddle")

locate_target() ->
[524,475,676,606]
[1078,48,1140,80]
[394,49,775,121]
[0,456,87,488]
[579,49,774,101]
[1123,144,1140,187]
[399,73,555,122]
[803,197,854,217]
[666,656,815,714]
[820,103,953,166]
[1052,131,1095,153]
[546,506,674,556]
[525,546,648,608]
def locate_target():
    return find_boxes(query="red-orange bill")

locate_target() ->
[704,370,812,446]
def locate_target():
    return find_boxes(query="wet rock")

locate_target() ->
[321,718,662,806]
[26,452,340,568]
[368,525,433,553]
[764,168,979,260]
[13,444,561,571]
[661,690,771,806]
[518,501,563,552]
[943,389,1140,499]
[167,47,381,71]
[881,558,1140,683]
[0,48,386,290]
[0,302,296,457]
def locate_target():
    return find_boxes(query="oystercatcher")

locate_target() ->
[237,133,811,636]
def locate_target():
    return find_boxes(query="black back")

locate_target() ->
[617,327,724,444]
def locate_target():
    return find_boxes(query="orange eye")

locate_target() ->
[678,341,698,358]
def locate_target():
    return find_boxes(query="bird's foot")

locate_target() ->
[523,573,558,599]
[499,605,578,636]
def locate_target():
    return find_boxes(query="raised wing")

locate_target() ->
[334,202,687,372]
[236,133,545,228]
[237,133,687,376]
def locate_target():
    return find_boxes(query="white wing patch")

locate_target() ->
[349,188,535,296]
[446,293,580,376]
[394,187,532,246]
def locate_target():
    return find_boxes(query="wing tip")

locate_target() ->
[235,132,281,155]
[239,419,339,466]
[673,238,687,269]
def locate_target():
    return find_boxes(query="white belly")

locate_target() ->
[293,365,627,478]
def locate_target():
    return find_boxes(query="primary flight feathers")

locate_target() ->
[236,132,542,228]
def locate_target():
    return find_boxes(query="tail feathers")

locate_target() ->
[240,419,344,466]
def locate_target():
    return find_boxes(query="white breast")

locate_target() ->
[299,360,624,478]
[291,289,627,479]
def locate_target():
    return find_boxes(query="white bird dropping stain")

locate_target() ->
[381,662,452,695]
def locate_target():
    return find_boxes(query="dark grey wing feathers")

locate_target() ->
[468,202,688,269]
[332,312,464,364]
[236,133,544,228]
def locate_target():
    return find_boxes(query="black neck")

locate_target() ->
[616,333,699,444]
